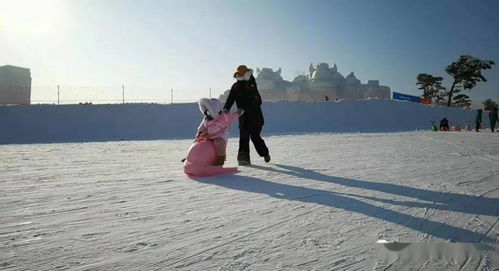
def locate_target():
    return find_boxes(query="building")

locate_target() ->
[0,65,32,105]
[219,62,391,102]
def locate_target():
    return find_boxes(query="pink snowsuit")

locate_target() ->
[183,98,241,177]
[196,112,239,155]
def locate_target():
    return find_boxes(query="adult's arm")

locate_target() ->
[223,87,236,111]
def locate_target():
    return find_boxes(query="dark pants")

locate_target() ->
[491,120,497,132]
[238,123,269,161]
[476,122,481,132]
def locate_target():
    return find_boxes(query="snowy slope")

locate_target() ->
[0,100,487,144]
[1,131,498,270]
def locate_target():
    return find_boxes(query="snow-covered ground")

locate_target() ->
[1,131,498,270]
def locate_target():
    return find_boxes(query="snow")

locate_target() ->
[0,99,488,144]
[1,131,498,270]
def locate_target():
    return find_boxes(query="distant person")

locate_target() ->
[439,118,449,131]
[325,96,330,102]
[223,65,270,165]
[431,121,438,131]
[475,109,483,132]
[465,122,472,131]
[489,107,498,132]
[195,98,244,165]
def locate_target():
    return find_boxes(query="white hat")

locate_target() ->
[198,98,222,119]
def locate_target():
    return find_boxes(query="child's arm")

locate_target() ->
[195,120,208,141]
[197,119,207,134]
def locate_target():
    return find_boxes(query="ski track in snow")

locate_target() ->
[0,131,498,270]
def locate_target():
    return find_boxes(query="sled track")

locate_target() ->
[418,134,498,165]
[164,189,375,268]
[160,189,392,268]
[422,187,499,242]
[478,217,499,243]
[162,208,320,268]
[3,133,498,270]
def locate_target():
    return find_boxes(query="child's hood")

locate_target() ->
[198,98,222,119]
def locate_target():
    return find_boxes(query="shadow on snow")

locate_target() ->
[194,164,498,243]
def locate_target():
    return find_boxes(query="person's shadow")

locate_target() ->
[257,164,499,217]
[194,164,497,243]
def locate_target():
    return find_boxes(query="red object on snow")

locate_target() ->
[421,99,432,105]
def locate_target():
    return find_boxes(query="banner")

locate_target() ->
[392,92,422,103]
[421,98,432,105]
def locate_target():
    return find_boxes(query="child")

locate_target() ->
[431,121,438,131]
[196,98,244,166]
[465,122,472,131]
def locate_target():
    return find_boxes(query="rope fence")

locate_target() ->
[26,85,220,105]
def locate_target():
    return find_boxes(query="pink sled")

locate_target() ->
[183,140,238,177]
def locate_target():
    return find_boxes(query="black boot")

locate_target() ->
[237,152,251,166]
[214,154,226,166]
[264,154,271,163]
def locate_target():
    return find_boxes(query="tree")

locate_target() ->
[482,99,498,111]
[445,55,495,106]
[435,92,448,105]
[417,73,446,103]
[452,94,471,108]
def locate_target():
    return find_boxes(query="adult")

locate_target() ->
[223,65,270,165]
[439,117,449,131]
[489,107,498,132]
[475,109,483,132]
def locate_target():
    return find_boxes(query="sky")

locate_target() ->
[1,0,498,106]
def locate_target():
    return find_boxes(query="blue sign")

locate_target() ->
[392,92,421,103]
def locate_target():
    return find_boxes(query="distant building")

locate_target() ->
[0,65,32,105]
[219,62,391,102]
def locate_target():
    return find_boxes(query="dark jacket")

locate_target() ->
[439,118,449,129]
[489,108,498,122]
[476,109,483,123]
[224,75,264,127]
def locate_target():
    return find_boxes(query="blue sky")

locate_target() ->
[1,0,498,105]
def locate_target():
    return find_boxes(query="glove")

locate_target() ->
[237,108,245,116]
[195,132,209,142]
